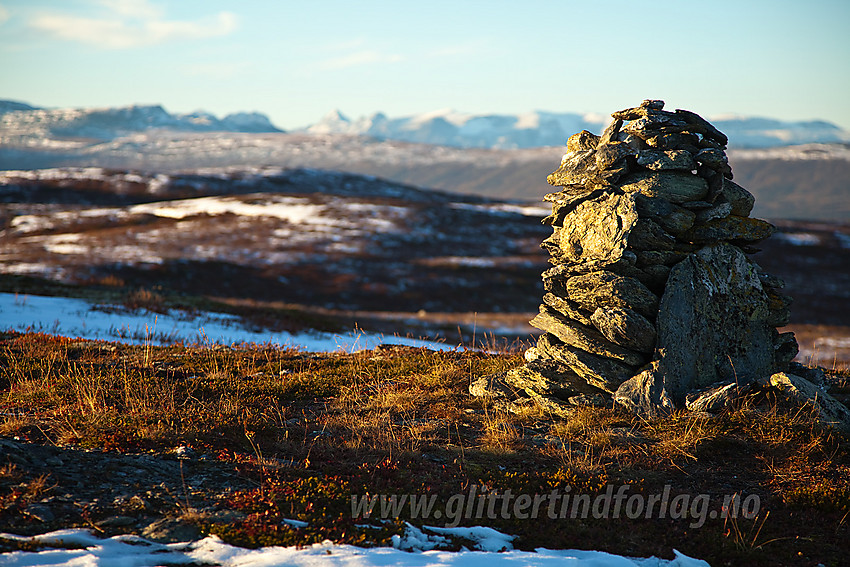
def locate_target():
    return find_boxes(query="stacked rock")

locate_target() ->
[472,100,798,416]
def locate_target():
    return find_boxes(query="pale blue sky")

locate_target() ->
[1,0,848,130]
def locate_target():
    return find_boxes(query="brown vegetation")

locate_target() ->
[1,332,848,565]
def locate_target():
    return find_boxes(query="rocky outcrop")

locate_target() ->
[471,100,847,432]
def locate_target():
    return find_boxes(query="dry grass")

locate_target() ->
[2,331,850,565]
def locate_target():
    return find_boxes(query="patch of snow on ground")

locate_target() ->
[436,257,497,268]
[450,202,550,217]
[42,243,89,255]
[815,337,850,349]
[0,528,711,567]
[0,292,453,353]
[10,208,128,234]
[129,195,325,223]
[728,143,850,161]
[420,525,515,552]
[9,215,57,233]
[0,263,54,275]
[774,232,821,246]
[106,245,164,264]
[118,194,409,234]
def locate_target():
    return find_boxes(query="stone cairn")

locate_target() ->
[472,100,850,429]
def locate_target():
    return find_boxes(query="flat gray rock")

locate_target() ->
[590,306,656,353]
[721,179,755,217]
[634,194,696,236]
[542,293,594,326]
[685,382,749,413]
[636,149,696,171]
[530,306,646,367]
[565,270,659,319]
[628,218,676,251]
[543,192,638,266]
[566,129,600,152]
[547,149,599,187]
[504,359,587,399]
[469,371,515,399]
[620,171,709,204]
[682,215,775,244]
[141,517,201,544]
[614,362,675,416]
[536,333,635,393]
[769,372,850,434]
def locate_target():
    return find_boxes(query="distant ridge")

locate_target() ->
[0,101,282,140]
[0,100,38,114]
[303,108,850,149]
[3,99,849,149]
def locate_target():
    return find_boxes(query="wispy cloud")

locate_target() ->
[0,4,10,26]
[318,50,403,71]
[97,0,162,20]
[29,0,237,49]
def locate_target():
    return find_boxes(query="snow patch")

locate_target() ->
[129,195,325,223]
[0,528,711,567]
[775,232,821,246]
[0,292,453,353]
[43,243,89,255]
[450,202,550,217]
[423,525,515,552]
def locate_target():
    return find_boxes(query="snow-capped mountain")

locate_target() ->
[304,108,850,149]
[0,100,37,114]
[0,101,282,141]
[3,99,848,149]
[711,116,850,148]
[305,109,608,149]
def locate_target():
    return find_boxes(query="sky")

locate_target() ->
[0,0,848,131]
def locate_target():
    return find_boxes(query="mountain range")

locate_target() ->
[0,100,281,141]
[1,100,849,221]
[2,100,850,149]
[305,108,850,149]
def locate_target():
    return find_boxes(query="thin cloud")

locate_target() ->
[318,50,403,71]
[96,0,162,20]
[0,5,10,25]
[29,0,237,49]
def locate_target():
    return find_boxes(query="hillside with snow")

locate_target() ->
[1,100,849,220]
[1,166,849,366]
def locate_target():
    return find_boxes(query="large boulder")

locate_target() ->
[618,243,776,406]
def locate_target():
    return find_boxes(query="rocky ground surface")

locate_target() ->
[0,437,256,542]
